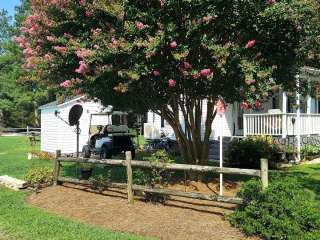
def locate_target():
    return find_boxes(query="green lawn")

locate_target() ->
[0,136,51,179]
[0,136,152,240]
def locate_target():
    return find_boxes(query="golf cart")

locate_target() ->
[82,111,136,159]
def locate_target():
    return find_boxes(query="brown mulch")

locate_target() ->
[27,181,258,240]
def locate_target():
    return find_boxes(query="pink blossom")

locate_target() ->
[53,46,67,54]
[76,48,93,59]
[60,80,72,88]
[267,0,276,4]
[63,33,73,39]
[24,56,36,69]
[200,68,211,76]
[168,79,176,87]
[23,48,34,57]
[111,37,117,45]
[153,70,161,76]
[93,44,100,49]
[192,73,201,79]
[44,54,53,61]
[170,41,177,49]
[160,0,166,7]
[46,35,55,41]
[79,0,86,6]
[216,98,226,116]
[240,101,250,110]
[85,10,93,17]
[254,101,262,109]
[136,21,145,30]
[20,27,28,33]
[92,28,102,36]
[183,61,192,70]
[245,40,256,49]
[75,61,88,75]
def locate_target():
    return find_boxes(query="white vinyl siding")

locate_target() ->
[40,98,109,154]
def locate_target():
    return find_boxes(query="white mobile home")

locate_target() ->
[145,67,320,140]
[39,96,111,154]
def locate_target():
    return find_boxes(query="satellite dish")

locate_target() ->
[69,104,83,126]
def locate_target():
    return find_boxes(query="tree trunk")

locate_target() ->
[159,95,217,166]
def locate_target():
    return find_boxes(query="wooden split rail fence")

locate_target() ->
[54,150,268,205]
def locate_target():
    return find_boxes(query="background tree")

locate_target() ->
[0,0,49,128]
[19,0,320,164]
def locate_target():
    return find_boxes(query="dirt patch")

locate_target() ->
[27,182,256,240]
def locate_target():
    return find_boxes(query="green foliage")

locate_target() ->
[230,178,320,240]
[139,150,173,203]
[144,150,173,187]
[89,173,111,193]
[227,137,279,169]
[25,166,54,189]
[133,168,147,185]
[80,163,93,170]
[0,1,49,128]
[301,144,320,156]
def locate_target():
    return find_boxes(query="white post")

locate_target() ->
[282,91,287,138]
[296,75,301,163]
[306,94,312,135]
[27,125,29,136]
[219,115,223,196]
[243,114,247,137]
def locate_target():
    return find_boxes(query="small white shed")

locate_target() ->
[39,96,111,154]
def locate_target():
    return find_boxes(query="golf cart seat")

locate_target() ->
[103,125,129,135]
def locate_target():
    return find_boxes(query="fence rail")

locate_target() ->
[1,127,40,136]
[54,150,268,205]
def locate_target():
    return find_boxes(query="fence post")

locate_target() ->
[54,150,61,186]
[260,158,268,190]
[126,151,134,204]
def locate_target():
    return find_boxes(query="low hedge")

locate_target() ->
[229,179,320,240]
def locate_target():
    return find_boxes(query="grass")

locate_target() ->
[0,136,152,240]
[0,136,51,179]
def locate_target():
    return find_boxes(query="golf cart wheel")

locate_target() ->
[82,145,91,158]
[100,145,112,159]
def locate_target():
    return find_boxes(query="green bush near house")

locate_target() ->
[301,144,320,157]
[227,137,279,169]
[229,179,320,240]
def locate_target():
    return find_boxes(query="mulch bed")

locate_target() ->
[27,181,258,240]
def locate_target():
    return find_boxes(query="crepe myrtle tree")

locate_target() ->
[17,0,320,165]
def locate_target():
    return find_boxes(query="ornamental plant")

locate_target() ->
[17,0,320,165]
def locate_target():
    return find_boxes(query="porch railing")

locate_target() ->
[244,113,320,137]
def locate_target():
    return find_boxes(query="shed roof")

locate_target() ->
[39,96,84,110]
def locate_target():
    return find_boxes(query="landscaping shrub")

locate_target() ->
[30,151,55,160]
[301,144,320,157]
[142,150,173,203]
[89,172,111,193]
[25,167,54,190]
[227,137,279,169]
[230,179,320,240]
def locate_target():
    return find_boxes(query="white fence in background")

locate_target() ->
[244,113,320,137]
[1,126,41,136]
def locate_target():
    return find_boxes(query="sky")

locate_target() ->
[0,0,22,18]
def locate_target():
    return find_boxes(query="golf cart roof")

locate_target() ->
[91,111,128,116]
